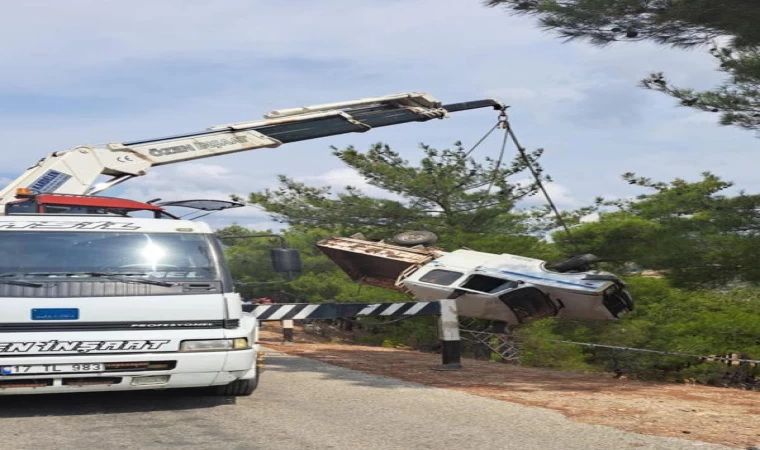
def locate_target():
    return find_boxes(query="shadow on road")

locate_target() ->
[0,389,236,418]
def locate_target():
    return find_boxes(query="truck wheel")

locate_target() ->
[550,254,600,273]
[212,377,258,396]
[391,230,438,246]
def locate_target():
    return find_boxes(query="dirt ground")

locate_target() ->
[259,324,759,449]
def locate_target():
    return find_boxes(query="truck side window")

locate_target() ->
[419,269,463,286]
[5,200,37,214]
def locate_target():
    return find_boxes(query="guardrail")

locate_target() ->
[244,300,462,370]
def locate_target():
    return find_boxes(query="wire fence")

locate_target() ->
[518,336,760,365]
[456,322,759,390]
[294,315,758,390]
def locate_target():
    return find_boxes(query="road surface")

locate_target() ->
[0,349,729,450]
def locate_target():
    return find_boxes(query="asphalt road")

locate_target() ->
[0,349,729,450]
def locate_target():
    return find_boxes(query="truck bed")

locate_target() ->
[315,237,438,291]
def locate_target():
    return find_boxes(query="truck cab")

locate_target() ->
[5,192,177,218]
[0,192,298,395]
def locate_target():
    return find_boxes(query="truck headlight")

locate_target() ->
[179,338,249,352]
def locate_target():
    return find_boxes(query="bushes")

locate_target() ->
[514,320,596,372]
[355,317,439,351]
[515,277,760,386]
[220,225,759,388]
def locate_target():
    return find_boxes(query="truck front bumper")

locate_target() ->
[0,348,258,395]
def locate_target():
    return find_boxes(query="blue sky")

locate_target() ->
[2,0,757,230]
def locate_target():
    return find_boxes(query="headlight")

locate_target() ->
[179,338,249,352]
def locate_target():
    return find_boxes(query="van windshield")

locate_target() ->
[0,231,218,280]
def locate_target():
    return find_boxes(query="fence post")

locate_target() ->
[434,299,462,371]
[282,320,294,343]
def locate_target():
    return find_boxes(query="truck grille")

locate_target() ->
[63,377,122,386]
[0,378,54,388]
[104,361,176,371]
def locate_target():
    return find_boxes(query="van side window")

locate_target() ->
[499,287,558,323]
[419,269,463,286]
[461,274,519,294]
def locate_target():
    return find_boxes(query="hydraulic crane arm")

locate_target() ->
[0,92,504,206]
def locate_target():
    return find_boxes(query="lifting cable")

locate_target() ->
[467,107,580,252]
[408,121,502,213]
[481,121,510,208]
[464,122,500,158]
[498,109,579,251]
[464,120,510,228]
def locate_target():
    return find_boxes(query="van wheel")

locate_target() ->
[213,377,258,396]
[551,254,600,273]
[391,230,438,246]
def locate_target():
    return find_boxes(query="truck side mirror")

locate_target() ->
[271,248,303,273]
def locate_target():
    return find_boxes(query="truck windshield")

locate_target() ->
[0,232,218,280]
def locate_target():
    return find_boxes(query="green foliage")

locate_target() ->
[216,225,286,300]
[355,318,439,350]
[552,172,760,287]
[219,220,759,385]
[484,0,760,134]
[225,142,758,386]
[485,0,760,48]
[519,277,760,382]
[237,176,422,237]
[515,319,596,371]
[641,47,760,133]
[438,228,563,260]
[240,141,547,237]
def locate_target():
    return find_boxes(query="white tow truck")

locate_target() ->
[0,92,502,395]
[0,207,266,395]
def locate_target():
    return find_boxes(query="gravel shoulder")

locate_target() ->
[260,324,760,449]
[0,347,733,450]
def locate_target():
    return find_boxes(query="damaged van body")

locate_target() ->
[316,236,633,326]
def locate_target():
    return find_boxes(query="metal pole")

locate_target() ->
[434,299,462,371]
[282,320,294,343]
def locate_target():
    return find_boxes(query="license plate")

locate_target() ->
[0,363,104,375]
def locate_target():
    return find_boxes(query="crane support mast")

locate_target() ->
[0,93,504,206]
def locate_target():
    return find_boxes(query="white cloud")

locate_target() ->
[300,168,402,201]
[580,212,600,223]
[116,163,278,231]
[0,0,542,93]
[1,0,758,234]
[515,180,579,210]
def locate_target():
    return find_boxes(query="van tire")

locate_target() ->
[213,377,258,396]
[551,254,600,273]
[391,231,438,246]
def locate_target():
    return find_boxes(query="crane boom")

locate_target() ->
[0,93,504,206]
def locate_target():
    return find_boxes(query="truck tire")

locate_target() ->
[550,254,600,273]
[391,230,438,246]
[212,376,258,396]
